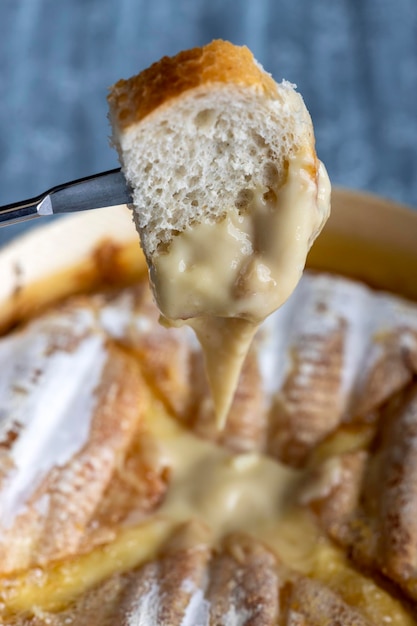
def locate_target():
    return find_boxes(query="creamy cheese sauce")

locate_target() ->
[150,408,305,543]
[2,401,414,626]
[152,150,331,426]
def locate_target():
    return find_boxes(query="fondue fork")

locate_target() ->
[0,169,132,227]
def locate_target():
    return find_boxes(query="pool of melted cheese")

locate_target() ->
[0,394,413,625]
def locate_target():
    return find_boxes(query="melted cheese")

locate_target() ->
[311,542,415,626]
[0,399,314,615]
[1,399,414,626]
[148,405,307,545]
[1,519,173,614]
[152,151,331,425]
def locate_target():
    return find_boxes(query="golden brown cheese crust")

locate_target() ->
[107,39,279,130]
[20,526,380,626]
[302,385,417,603]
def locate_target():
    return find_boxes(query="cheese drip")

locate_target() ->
[152,150,331,426]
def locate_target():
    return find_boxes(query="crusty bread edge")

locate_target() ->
[107,39,279,131]
[107,39,319,262]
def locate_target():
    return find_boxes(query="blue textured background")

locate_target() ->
[1,0,417,245]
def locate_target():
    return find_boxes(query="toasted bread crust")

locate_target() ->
[108,39,278,130]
